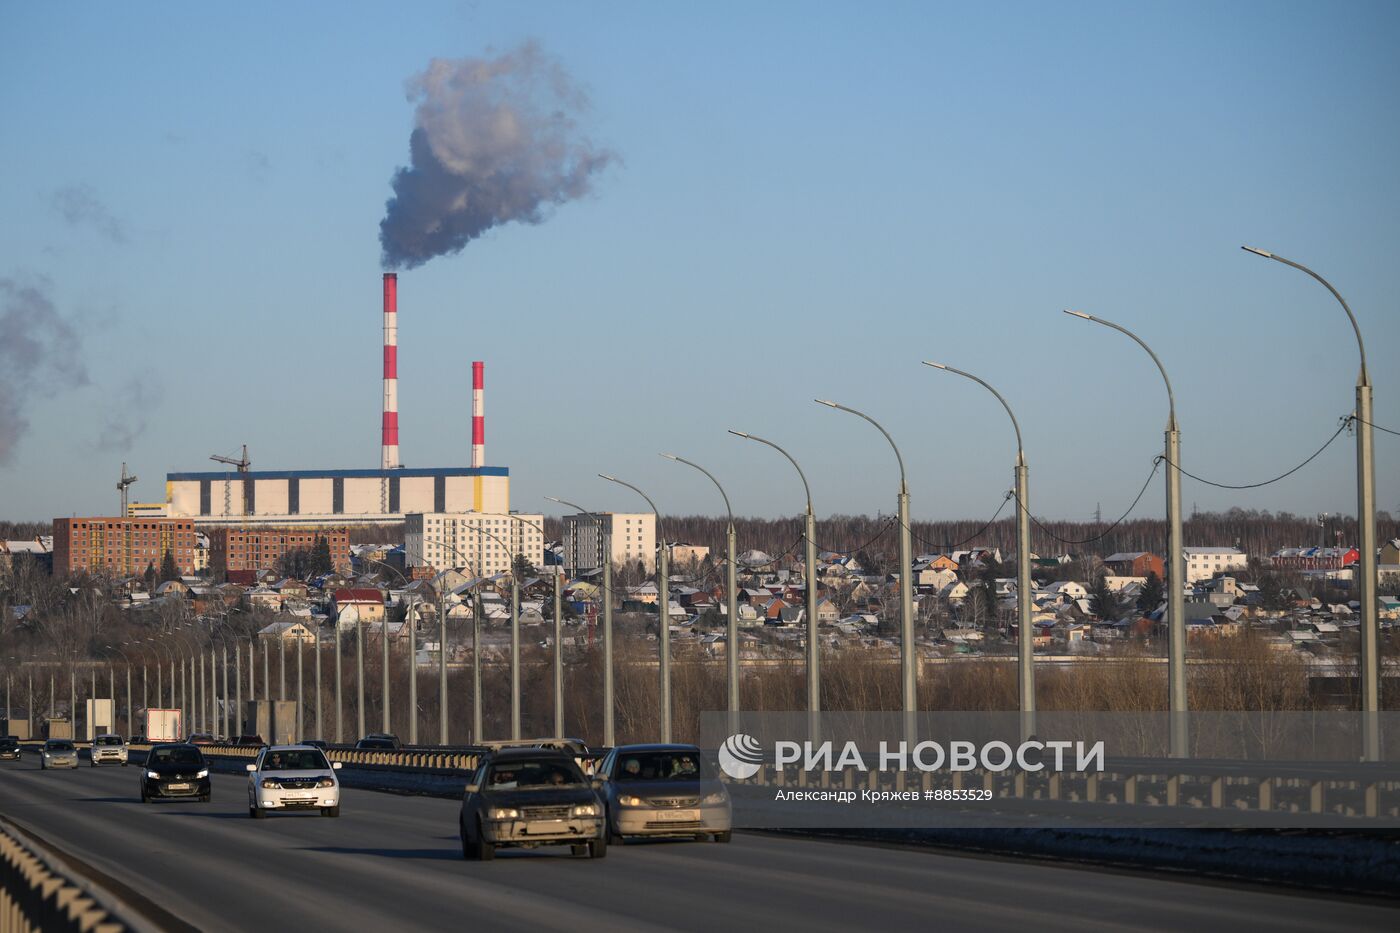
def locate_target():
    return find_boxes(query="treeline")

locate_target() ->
[538,508,1400,565]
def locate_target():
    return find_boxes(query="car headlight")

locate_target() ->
[571,802,600,818]
[316,777,335,788]
[196,769,209,779]
[146,770,159,779]
[702,791,728,804]
[487,807,519,820]
[260,778,280,789]
[617,795,645,807]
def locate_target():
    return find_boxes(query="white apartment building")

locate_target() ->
[404,512,545,577]
[562,512,657,572]
[1183,546,1248,583]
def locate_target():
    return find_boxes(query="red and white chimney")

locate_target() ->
[471,360,485,467]
[381,273,400,469]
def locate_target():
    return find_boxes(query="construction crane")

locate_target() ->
[117,462,138,516]
[210,445,251,516]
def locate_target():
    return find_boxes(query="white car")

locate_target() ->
[90,734,128,766]
[41,739,79,769]
[247,744,343,818]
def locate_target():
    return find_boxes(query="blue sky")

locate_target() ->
[2,1,1398,525]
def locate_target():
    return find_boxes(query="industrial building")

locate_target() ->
[562,513,657,572]
[52,517,199,578]
[404,512,545,576]
[163,467,509,527]
[157,273,509,529]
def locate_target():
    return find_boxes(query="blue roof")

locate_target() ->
[166,466,508,481]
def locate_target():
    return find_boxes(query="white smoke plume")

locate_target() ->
[379,42,615,269]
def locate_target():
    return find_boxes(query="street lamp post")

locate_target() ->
[815,400,917,727]
[1242,246,1380,759]
[730,430,820,737]
[662,453,741,731]
[548,496,614,747]
[1065,309,1186,757]
[600,474,671,743]
[924,363,1035,739]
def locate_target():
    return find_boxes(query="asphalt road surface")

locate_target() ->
[1,756,1395,932]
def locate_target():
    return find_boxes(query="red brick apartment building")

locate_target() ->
[52,517,198,578]
[208,527,350,576]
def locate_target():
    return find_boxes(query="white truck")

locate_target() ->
[144,709,183,744]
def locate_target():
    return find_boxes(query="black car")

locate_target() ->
[459,749,606,861]
[355,735,398,751]
[300,739,328,750]
[141,743,211,803]
[0,737,20,761]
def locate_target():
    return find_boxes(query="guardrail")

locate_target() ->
[733,756,1400,821]
[0,818,133,933]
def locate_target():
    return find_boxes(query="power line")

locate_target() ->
[1017,459,1162,546]
[1352,415,1400,438]
[1160,417,1351,490]
[904,493,1014,553]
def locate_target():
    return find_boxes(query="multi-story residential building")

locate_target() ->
[561,512,657,573]
[207,527,350,576]
[52,517,198,578]
[404,512,545,577]
[1183,546,1248,583]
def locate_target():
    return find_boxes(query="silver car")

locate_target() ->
[596,744,732,842]
[247,745,343,818]
[41,739,79,770]
[90,734,128,766]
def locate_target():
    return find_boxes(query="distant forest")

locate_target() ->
[7,509,1396,566]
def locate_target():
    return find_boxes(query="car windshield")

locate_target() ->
[46,742,75,752]
[95,736,123,746]
[486,759,583,789]
[261,749,330,771]
[614,752,704,782]
[151,747,203,765]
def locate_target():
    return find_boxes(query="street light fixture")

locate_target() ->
[547,495,615,746]
[729,430,821,737]
[600,473,672,743]
[1063,309,1187,757]
[1242,246,1379,760]
[924,362,1035,739]
[814,399,917,726]
[661,453,741,731]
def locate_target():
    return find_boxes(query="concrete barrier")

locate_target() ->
[0,818,132,933]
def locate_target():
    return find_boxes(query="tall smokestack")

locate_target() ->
[382,273,400,469]
[471,361,484,467]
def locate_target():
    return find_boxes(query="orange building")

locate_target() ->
[52,517,198,578]
[207,527,350,576]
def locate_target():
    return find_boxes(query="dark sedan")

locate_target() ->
[595,744,732,842]
[141,744,211,803]
[0,737,21,761]
[459,749,606,861]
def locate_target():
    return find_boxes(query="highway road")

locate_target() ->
[1,756,1395,932]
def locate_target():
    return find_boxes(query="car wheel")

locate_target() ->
[570,844,587,857]
[141,792,149,804]
[200,794,210,803]
[475,820,494,861]
[588,836,607,859]
[714,831,732,843]
[121,762,128,767]
[459,819,473,860]
[252,806,266,819]
[323,806,339,818]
